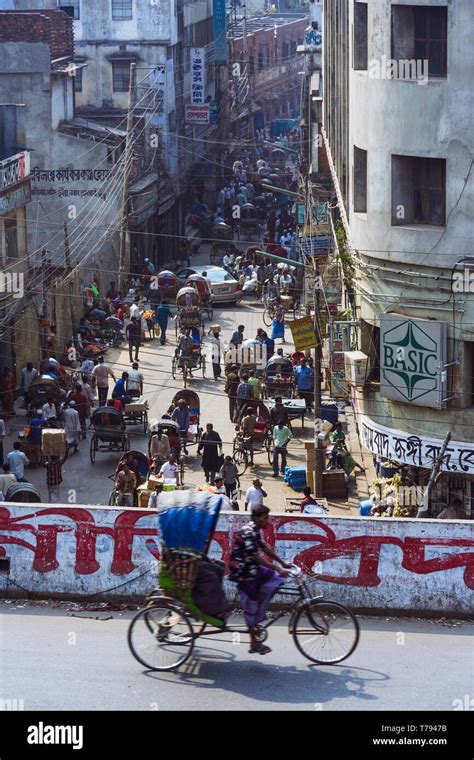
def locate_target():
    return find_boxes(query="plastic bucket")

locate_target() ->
[359,500,372,516]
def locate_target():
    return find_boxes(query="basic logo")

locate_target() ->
[382,320,439,402]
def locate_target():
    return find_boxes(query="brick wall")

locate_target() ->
[0,10,73,60]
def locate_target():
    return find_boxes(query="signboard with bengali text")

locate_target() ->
[289,316,317,351]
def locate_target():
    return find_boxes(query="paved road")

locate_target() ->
[17,255,307,510]
[1,604,471,711]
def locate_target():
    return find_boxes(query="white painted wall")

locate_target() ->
[0,505,472,614]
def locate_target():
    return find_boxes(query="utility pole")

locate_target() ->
[118,61,136,293]
[313,258,323,497]
[416,431,452,518]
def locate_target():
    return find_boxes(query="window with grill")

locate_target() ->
[112,0,133,20]
[112,61,131,92]
[74,64,83,92]
[353,146,367,212]
[391,5,447,79]
[59,0,80,20]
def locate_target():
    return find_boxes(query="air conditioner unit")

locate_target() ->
[344,351,369,386]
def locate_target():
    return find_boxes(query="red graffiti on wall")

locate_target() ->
[0,508,473,589]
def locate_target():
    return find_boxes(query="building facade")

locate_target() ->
[323,0,474,515]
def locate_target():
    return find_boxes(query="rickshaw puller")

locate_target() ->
[229,505,291,655]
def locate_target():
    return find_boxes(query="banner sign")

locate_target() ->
[213,0,227,65]
[191,47,206,105]
[360,415,474,475]
[0,152,30,192]
[380,315,447,408]
[185,104,210,125]
[289,316,317,351]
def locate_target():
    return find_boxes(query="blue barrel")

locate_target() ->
[359,500,372,516]
[321,401,338,428]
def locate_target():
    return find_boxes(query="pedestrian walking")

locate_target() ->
[272,421,292,477]
[248,369,262,400]
[225,364,240,422]
[294,357,314,411]
[44,454,67,504]
[126,317,141,363]
[41,397,58,427]
[197,423,223,484]
[155,302,171,345]
[209,330,222,380]
[219,455,240,510]
[127,363,144,397]
[114,462,137,507]
[236,374,254,417]
[68,384,89,439]
[20,362,39,409]
[92,356,116,407]
[244,478,267,511]
[63,400,81,453]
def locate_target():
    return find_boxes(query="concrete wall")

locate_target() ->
[0,505,472,615]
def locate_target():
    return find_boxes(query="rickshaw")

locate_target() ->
[108,450,150,506]
[123,395,149,435]
[157,270,179,302]
[224,338,266,378]
[5,482,42,503]
[236,203,260,241]
[171,390,202,444]
[172,325,206,387]
[263,354,296,400]
[232,399,274,474]
[184,274,213,321]
[127,490,360,672]
[89,406,130,463]
[270,147,286,171]
[210,222,233,265]
[175,287,205,339]
[27,375,65,420]
[253,195,268,223]
[148,418,185,483]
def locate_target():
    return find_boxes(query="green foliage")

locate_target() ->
[334,219,354,293]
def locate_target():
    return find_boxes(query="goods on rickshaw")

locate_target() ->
[28,375,64,416]
[41,429,67,458]
[89,406,130,464]
[156,270,178,302]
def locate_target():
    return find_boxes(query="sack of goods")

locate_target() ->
[41,429,67,458]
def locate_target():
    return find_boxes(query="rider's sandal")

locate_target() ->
[249,643,272,655]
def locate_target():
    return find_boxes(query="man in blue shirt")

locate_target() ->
[112,372,131,408]
[171,399,190,454]
[294,357,314,411]
[7,442,29,483]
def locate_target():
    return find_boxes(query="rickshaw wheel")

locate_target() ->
[180,459,185,485]
[127,602,195,672]
[201,356,206,378]
[183,364,188,389]
[266,435,275,465]
[108,490,117,506]
[123,436,130,452]
[171,356,177,380]
[90,436,96,464]
[232,447,248,477]
[263,307,273,327]
[143,410,148,435]
[207,306,213,321]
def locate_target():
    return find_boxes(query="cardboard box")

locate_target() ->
[41,429,66,458]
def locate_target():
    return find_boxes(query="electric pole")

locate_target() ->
[119,61,136,293]
[417,431,452,518]
[313,258,323,497]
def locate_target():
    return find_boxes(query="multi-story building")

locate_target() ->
[322,0,474,515]
[0,9,124,370]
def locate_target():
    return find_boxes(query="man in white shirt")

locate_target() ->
[244,478,268,511]
[223,252,235,269]
[130,300,141,320]
[21,362,39,407]
[42,398,58,427]
[159,454,181,487]
[92,356,116,406]
[126,362,144,397]
[63,400,81,453]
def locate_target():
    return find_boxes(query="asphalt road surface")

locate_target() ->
[1,604,472,711]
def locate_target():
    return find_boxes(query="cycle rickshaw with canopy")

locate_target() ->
[236,203,260,241]
[175,287,205,339]
[127,491,360,672]
[210,222,233,265]
[89,406,130,463]
[263,354,296,399]
[232,399,274,474]
[171,390,202,444]
[108,450,150,506]
[172,324,206,388]
[184,274,213,321]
